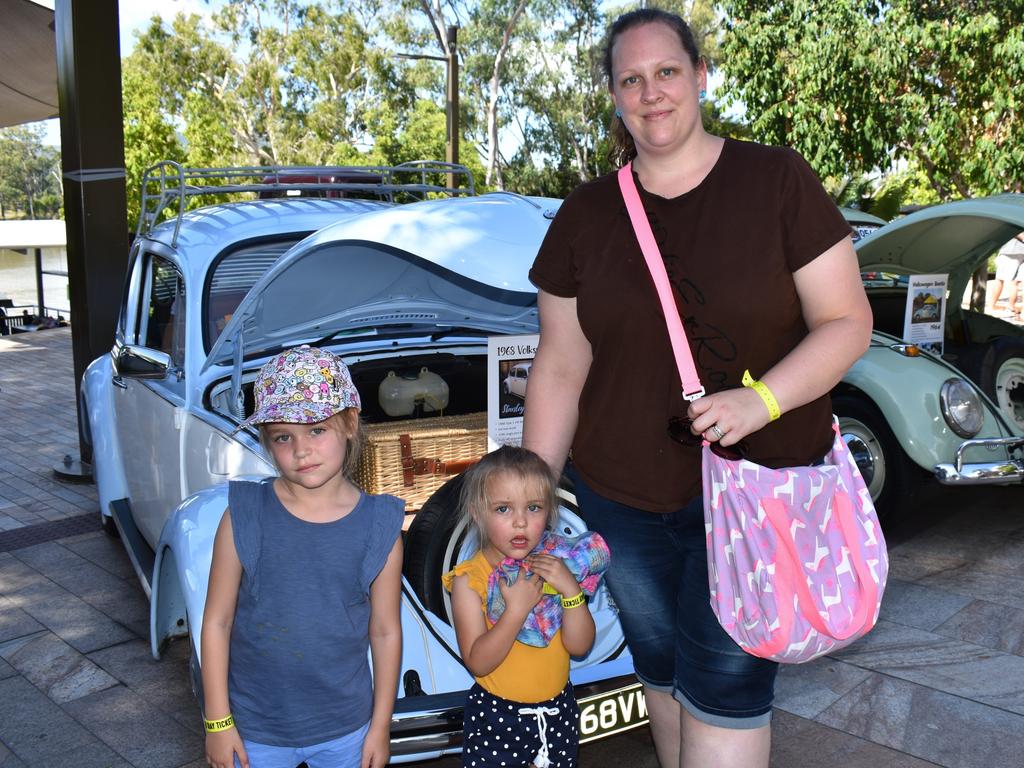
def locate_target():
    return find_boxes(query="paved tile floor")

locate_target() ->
[1,327,1023,768]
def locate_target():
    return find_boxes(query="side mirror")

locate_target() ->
[116,344,172,379]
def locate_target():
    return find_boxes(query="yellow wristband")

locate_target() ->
[561,591,586,609]
[742,370,781,422]
[204,714,235,733]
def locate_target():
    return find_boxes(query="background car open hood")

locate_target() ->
[856,195,1024,279]
[203,194,560,370]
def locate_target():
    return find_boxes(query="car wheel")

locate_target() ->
[403,474,473,623]
[101,513,120,539]
[978,338,1024,433]
[503,382,510,395]
[833,394,921,520]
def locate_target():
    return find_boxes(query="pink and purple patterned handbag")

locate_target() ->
[618,163,888,664]
[701,420,887,662]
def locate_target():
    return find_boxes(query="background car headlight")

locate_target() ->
[940,378,985,438]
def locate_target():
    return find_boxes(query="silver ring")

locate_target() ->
[710,424,725,440]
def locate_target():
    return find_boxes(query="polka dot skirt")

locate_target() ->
[462,683,579,767]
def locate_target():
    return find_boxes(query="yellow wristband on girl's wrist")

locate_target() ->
[561,591,586,609]
[204,714,235,733]
[742,370,781,422]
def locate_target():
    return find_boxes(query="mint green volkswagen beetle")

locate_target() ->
[832,199,1024,515]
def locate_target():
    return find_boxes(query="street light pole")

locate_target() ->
[395,25,460,189]
[445,24,459,184]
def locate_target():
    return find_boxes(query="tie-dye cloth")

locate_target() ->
[486,531,610,648]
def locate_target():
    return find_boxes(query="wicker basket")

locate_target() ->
[355,412,487,511]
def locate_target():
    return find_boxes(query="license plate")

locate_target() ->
[577,682,648,743]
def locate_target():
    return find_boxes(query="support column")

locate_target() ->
[54,0,129,475]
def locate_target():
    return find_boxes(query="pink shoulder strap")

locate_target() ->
[616,164,705,401]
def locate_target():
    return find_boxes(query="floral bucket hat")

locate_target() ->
[240,345,361,428]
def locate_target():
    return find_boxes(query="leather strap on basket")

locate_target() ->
[399,434,478,486]
[617,163,705,401]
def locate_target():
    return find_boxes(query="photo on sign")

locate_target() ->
[498,358,531,418]
[487,334,538,449]
[910,288,942,324]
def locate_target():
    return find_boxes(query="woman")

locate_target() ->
[522,8,872,768]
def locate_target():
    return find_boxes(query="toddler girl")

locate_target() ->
[444,445,609,768]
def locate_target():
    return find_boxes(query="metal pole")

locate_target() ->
[35,247,45,317]
[446,25,459,188]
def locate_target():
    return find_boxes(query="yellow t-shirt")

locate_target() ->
[443,551,569,703]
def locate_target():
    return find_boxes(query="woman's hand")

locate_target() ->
[499,571,544,621]
[205,728,248,768]
[526,554,579,599]
[687,386,770,447]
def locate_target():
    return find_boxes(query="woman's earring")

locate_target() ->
[699,89,706,101]
[615,108,622,118]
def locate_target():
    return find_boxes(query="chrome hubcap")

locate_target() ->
[839,416,885,501]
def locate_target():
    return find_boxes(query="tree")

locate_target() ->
[0,125,62,220]
[718,0,1024,201]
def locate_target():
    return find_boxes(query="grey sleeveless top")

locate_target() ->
[226,479,403,746]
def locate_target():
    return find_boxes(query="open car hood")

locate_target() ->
[856,195,1024,279]
[203,193,561,371]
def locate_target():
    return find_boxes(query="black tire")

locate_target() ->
[977,338,1024,433]
[502,382,510,395]
[402,475,469,621]
[833,393,924,520]
[101,513,120,539]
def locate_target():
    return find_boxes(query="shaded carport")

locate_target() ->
[3,0,130,477]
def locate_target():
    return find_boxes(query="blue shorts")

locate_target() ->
[234,721,369,768]
[569,466,778,729]
[463,683,578,767]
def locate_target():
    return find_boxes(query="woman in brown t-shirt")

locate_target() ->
[523,8,872,768]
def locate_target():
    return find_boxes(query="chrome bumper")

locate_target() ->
[934,436,1024,486]
[389,673,641,761]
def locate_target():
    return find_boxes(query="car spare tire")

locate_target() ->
[402,474,471,621]
[977,337,1024,433]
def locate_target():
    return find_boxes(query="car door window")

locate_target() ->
[140,255,186,368]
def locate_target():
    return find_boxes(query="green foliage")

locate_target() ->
[719,0,1024,201]
[118,0,733,206]
[0,125,63,220]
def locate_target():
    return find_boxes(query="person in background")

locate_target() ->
[988,231,1024,319]
[523,7,872,768]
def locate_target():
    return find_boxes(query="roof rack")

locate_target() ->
[135,160,476,245]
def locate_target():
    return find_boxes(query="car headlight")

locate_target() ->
[940,378,984,438]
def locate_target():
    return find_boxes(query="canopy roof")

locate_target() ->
[0,0,58,128]
[0,219,67,249]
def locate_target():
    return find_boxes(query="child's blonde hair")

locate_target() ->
[259,409,365,479]
[459,445,559,550]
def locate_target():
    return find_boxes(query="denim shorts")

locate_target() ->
[234,721,369,768]
[569,466,778,729]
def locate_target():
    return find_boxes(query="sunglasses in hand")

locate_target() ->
[667,416,749,461]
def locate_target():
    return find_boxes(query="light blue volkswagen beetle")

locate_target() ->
[82,163,1023,762]
[82,163,644,763]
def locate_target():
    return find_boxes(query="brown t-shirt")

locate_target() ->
[529,139,850,512]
